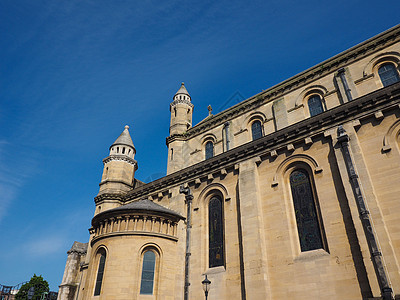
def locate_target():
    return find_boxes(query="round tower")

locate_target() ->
[98,125,138,197]
[167,83,194,175]
[169,82,194,135]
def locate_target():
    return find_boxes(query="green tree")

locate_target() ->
[16,274,49,300]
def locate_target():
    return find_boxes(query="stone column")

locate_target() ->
[237,158,271,299]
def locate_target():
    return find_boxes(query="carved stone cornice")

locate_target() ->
[125,83,400,201]
[170,99,194,111]
[182,25,400,139]
[103,155,138,169]
[166,133,187,145]
[94,192,126,204]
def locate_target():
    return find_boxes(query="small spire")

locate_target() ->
[174,82,190,98]
[110,125,135,149]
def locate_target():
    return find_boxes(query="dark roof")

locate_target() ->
[93,199,185,225]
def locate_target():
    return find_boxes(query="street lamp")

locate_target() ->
[201,275,211,300]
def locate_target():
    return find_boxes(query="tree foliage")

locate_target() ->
[16,274,49,300]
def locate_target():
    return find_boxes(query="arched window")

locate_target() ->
[290,169,324,252]
[209,196,224,268]
[140,250,156,295]
[205,141,214,159]
[308,95,324,117]
[251,120,263,140]
[94,248,106,296]
[378,63,400,87]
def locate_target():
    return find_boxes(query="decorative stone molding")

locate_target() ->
[91,214,180,245]
[91,199,184,246]
[271,154,323,187]
[103,155,138,169]
[180,26,400,140]
[120,83,400,203]
[94,193,126,204]
[382,118,400,152]
[170,99,194,110]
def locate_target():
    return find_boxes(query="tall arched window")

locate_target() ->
[94,248,106,296]
[205,141,214,159]
[209,196,224,268]
[251,120,263,140]
[378,63,400,87]
[308,95,324,117]
[290,169,324,252]
[140,250,156,295]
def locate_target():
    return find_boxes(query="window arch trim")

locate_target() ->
[289,168,326,252]
[205,141,214,159]
[363,51,400,76]
[138,245,161,296]
[293,85,328,110]
[93,246,108,296]
[251,119,263,140]
[307,94,325,117]
[378,62,400,87]
[208,195,225,268]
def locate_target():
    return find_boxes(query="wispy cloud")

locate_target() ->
[0,140,39,222]
[27,236,66,257]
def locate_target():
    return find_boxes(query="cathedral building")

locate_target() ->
[58,25,400,299]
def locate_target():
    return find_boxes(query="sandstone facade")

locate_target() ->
[59,25,400,300]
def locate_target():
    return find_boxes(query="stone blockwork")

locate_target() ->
[59,25,400,300]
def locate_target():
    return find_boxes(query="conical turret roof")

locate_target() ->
[110,125,135,149]
[174,82,190,97]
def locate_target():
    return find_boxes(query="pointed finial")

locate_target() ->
[181,82,185,86]
[207,105,213,116]
[125,125,129,130]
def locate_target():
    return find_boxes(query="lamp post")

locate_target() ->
[202,275,211,300]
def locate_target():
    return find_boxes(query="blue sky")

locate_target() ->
[0,0,399,291]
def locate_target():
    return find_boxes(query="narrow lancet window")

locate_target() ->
[378,63,400,87]
[205,141,214,159]
[140,250,156,295]
[308,95,324,117]
[94,249,106,296]
[209,196,224,268]
[251,120,263,140]
[290,169,324,252]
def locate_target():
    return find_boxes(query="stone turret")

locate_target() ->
[169,82,194,135]
[167,83,194,174]
[97,126,138,210]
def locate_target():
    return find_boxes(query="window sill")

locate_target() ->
[293,248,329,263]
[204,266,226,275]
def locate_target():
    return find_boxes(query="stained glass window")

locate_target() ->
[290,169,324,252]
[140,250,156,295]
[205,141,214,159]
[308,95,324,117]
[94,249,106,296]
[378,63,400,87]
[209,196,224,268]
[251,120,263,140]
